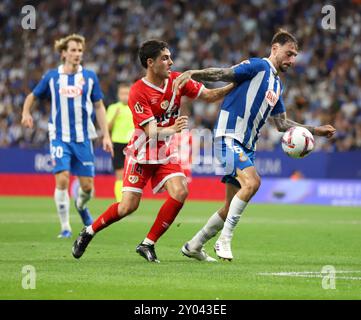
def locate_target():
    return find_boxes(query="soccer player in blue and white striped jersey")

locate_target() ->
[174,29,336,261]
[22,34,113,238]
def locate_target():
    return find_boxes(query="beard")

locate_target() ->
[279,65,287,73]
[279,63,290,73]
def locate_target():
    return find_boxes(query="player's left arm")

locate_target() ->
[198,83,236,103]
[94,100,114,156]
[91,72,113,155]
[272,112,336,138]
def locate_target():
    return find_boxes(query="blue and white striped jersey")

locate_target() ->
[33,65,103,143]
[214,58,285,151]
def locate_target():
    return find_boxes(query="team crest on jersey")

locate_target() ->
[77,76,85,87]
[134,102,144,114]
[239,151,249,162]
[59,86,83,98]
[265,90,279,107]
[128,175,139,184]
[160,100,169,110]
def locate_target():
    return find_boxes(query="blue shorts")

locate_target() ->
[214,137,255,188]
[50,139,95,177]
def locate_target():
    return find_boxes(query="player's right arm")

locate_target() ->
[21,93,36,128]
[22,71,51,128]
[172,68,236,93]
[172,59,264,93]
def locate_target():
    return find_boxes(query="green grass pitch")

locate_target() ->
[0,196,360,300]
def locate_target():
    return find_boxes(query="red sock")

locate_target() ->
[92,203,120,233]
[147,197,184,242]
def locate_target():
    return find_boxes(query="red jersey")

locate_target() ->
[125,71,204,164]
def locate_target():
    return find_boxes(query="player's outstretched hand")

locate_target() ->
[103,136,114,157]
[315,125,336,138]
[173,116,188,133]
[21,113,34,128]
[172,71,194,94]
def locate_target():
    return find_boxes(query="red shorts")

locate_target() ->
[122,157,186,194]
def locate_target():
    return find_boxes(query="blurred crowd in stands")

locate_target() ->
[0,0,360,151]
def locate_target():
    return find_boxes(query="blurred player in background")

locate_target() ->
[72,39,234,262]
[106,83,134,202]
[21,34,113,238]
[173,29,336,261]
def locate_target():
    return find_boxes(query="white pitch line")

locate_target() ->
[260,271,361,275]
[258,271,361,281]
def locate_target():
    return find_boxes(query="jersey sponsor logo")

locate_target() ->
[160,100,169,110]
[155,109,179,124]
[134,102,144,113]
[265,89,279,107]
[128,175,139,184]
[59,86,83,98]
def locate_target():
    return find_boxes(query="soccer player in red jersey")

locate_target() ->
[72,40,234,262]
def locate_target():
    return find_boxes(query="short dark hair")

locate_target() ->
[139,40,169,69]
[271,29,298,49]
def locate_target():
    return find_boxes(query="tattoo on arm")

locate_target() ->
[200,83,235,103]
[192,68,236,83]
[272,113,315,134]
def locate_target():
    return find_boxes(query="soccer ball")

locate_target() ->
[281,126,315,158]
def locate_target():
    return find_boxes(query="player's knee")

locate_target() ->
[218,206,228,221]
[56,172,70,189]
[249,177,261,194]
[118,201,138,217]
[244,178,261,196]
[79,180,93,193]
[180,186,189,201]
[81,184,93,194]
[170,186,188,203]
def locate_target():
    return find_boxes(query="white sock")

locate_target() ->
[142,238,155,246]
[76,187,93,209]
[54,188,71,231]
[220,195,248,240]
[188,211,224,250]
